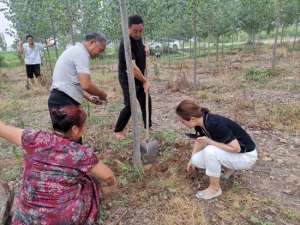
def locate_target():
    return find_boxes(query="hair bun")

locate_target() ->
[51,108,66,120]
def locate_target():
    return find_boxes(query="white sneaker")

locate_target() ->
[196,189,222,200]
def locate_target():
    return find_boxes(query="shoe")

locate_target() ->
[196,189,222,200]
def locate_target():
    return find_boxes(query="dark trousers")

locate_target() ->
[48,89,82,144]
[114,79,152,132]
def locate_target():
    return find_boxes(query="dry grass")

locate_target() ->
[153,196,207,225]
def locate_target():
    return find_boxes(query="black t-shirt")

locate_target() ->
[195,113,256,153]
[118,37,146,86]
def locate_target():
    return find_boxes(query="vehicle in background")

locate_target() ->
[149,39,181,56]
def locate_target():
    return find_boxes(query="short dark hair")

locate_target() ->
[51,105,87,133]
[26,34,33,40]
[128,15,143,26]
[85,32,108,43]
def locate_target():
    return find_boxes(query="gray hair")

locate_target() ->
[84,32,109,44]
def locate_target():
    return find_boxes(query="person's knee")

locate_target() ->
[191,152,204,168]
[203,145,219,159]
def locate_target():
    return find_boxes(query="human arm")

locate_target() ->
[132,62,150,93]
[0,120,23,146]
[83,91,106,105]
[186,140,206,172]
[79,74,107,101]
[196,136,241,153]
[90,161,116,186]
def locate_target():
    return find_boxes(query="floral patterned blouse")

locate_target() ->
[12,129,100,225]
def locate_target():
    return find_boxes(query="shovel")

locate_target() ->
[140,66,159,164]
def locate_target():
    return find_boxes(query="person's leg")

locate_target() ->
[114,81,131,139]
[25,65,35,89]
[196,145,257,199]
[33,64,44,86]
[136,87,152,129]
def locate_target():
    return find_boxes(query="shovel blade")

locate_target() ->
[140,140,159,164]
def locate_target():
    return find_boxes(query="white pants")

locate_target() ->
[191,145,257,177]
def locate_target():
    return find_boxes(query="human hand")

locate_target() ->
[143,80,150,93]
[90,95,106,105]
[186,160,194,173]
[144,44,150,56]
[196,136,211,145]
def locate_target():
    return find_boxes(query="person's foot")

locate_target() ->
[115,132,125,140]
[196,188,222,200]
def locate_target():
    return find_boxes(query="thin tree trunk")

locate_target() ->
[168,39,171,68]
[272,14,281,70]
[216,35,220,72]
[280,25,284,46]
[189,38,192,58]
[293,21,299,50]
[118,0,142,170]
[50,17,59,59]
[192,3,197,85]
[182,40,184,57]
[231,34,234,52]
[45,38,53,75]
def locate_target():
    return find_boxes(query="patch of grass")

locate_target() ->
[245,68,278,82]
[281,209,298,220]
[249,216,274,225]
[153,129,179,151]
[109,137,133,151]
[269,103,300,131]
[3,164,23,182]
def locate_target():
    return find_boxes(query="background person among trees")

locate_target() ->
[0,105,116,225]
[176,100,258,200]
[18,34,55,89]
[114,15,152,140]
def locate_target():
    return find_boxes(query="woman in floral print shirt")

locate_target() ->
[0,105,116,225]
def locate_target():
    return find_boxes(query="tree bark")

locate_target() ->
[293,21,299,50]
[272,13,281,70]
[118,0,142,171]
[192,3,197,85]
[216,35,220,72]
[280,25,285,46]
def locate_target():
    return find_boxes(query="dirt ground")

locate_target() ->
[0,46,299,225]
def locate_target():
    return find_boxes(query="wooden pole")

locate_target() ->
[118,0,142,170]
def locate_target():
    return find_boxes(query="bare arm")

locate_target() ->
[78,74,107,100]
[18,41,24,57]
[197,136,241,153]
[132,61,150,93]
[132,62,147,83]
[0,120,23,146]
[90,161,116,185]
[208,139,241,153]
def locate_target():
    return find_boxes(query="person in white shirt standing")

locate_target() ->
[18,34,55,89]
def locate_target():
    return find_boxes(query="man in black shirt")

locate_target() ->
[114,15,151,139]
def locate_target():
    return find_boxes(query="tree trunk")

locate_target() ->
[293,21,299,50]
[118,0,142,171]
[0,181,14,225]
[207,38,212,75]
[216,35,220,72]
[189,38,192,58]
[168,39,171,68]
[192,4,197,85]
[230,34,234,52]
[272,14,281,70]
[45,38,53,75]
[280,25,284,46]
[182,40,185,57]
[50,16,59,59]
